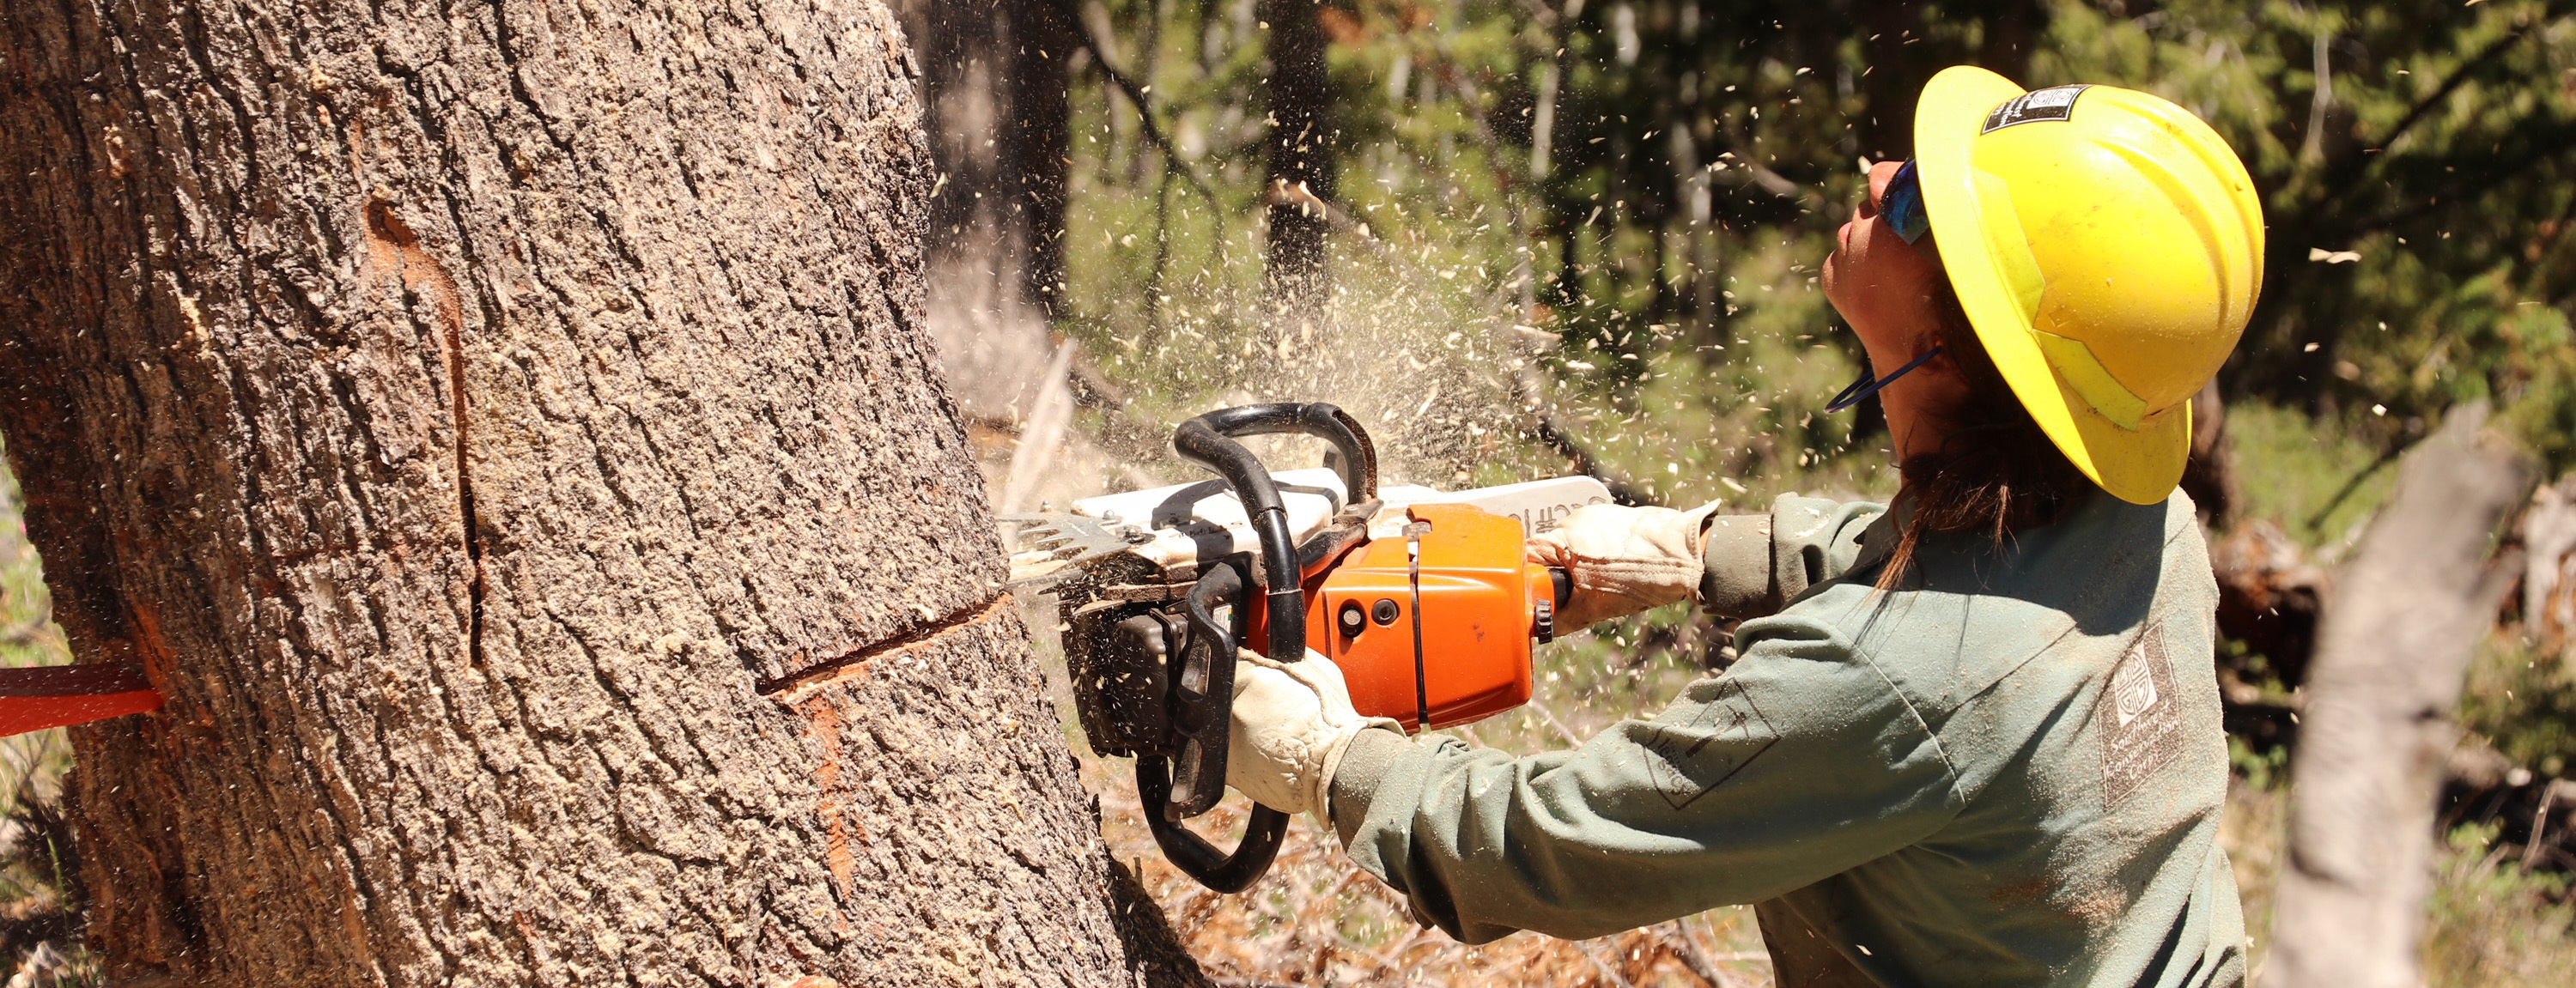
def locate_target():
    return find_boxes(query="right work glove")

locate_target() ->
[1526,501,1725,631]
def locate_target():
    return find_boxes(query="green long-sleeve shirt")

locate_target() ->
[1327,491,2245,987]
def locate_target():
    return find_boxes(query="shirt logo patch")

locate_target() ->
[1982,84,2093,132]
[1645,678,1780,809]
[2098,627,2184,809]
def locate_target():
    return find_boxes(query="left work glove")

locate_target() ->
[1527,501,1723,630]
[1225,648,1402,818]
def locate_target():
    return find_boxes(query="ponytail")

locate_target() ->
[1874,277,2096,590]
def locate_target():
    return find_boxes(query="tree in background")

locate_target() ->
[1262,0,1342,344]
[0,0,1198,983]
[897,0,1076,325]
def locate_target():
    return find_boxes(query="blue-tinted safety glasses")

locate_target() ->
[1880,159,1931,245]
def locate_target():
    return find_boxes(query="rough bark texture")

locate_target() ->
[2265,404,2534,988]
[0,1,1201,985]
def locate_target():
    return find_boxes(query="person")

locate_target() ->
[1222,65,2265,987]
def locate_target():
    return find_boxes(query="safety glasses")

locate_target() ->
[1880,159,1931,245]
[1824,345,1943,413]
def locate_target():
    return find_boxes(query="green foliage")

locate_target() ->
[2223,400,2399,551]
[2426,822,2576,988]
[0,433,65,672]
[1060,0,2576,512]
[2463,637,2576,779]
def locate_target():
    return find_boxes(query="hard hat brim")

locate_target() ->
[1913,65,2191,506]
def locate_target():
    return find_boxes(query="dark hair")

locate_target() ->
[1874,273,2097,590]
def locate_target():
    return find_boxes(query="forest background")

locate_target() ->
[2,0,2575,984]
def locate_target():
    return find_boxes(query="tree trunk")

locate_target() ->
[891,0,1073,427]
[0,1,1201,985]
[1259,0,1335,347]
[2265,403,2534,988]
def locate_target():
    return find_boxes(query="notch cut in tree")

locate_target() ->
[0,0,1201,985]
[2264,403,2535,988]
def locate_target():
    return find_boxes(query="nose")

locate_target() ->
[1855,159,1905,222]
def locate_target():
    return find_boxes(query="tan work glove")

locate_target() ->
[1526,501,1723,630]
[1225,648,1402,818]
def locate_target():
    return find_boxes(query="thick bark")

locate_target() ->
[0,1,1200,985]
[1259,0,1335,342]
[2265,404,2534,988]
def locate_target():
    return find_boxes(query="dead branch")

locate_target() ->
[2267,403,2537,988]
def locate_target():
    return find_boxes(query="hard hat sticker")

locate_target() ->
[1981,84,2093,133]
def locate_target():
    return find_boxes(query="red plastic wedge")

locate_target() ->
[0,665,161,736]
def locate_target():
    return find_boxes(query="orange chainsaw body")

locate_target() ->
[1249,502,1547,731]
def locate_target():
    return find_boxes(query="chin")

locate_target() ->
[1819,263,1848,312]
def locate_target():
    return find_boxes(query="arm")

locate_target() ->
[1327,617,1958,943]
[1700,494,1888,618]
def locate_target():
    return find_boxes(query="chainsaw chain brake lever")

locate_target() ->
[1165,561,1243,817]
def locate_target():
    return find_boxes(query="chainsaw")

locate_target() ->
[1005,403,1607,892]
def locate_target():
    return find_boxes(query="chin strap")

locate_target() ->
[1825,345,1943,413]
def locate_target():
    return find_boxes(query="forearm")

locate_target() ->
[1701,494,1891,619]
[1327,730,1723,943]
[1323,633,1959,943]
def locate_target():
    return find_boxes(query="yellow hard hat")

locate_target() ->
[1914,66,2265,505]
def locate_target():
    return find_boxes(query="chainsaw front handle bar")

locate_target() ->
[1173,402,1376,661]
[1176,403,1377,505]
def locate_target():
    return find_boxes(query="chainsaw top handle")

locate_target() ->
[1171,402,1377,664]
[1176,403,1378,506]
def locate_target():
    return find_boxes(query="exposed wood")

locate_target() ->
[2266,403,2536,988]
[0,0,1202,983]
[2519,475,2576,657]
